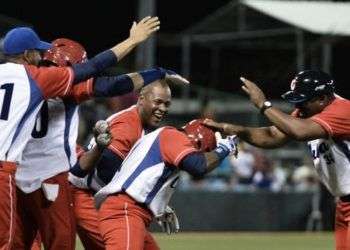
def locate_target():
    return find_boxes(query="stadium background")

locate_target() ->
[2,0,350,248]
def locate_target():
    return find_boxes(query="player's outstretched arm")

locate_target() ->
[110,16,160,61]
[203,119,289,149]
[93,67,188,97]
[240,77,328,141]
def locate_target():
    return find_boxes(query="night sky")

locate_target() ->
[0,1,230,55]
[1,0,350,98]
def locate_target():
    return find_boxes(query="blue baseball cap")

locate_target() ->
[2,27,52,55]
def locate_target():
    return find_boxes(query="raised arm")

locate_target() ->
[111,16,160,61]
[239,77,327,141]
[93,67,188,97]
[72,17,160,84]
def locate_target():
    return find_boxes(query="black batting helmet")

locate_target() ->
[282,70,335,103]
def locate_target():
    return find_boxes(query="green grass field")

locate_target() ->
[76,232,334,250]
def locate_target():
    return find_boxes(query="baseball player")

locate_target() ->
[14,38,187,250]
[93,119,238,250]
[0,17,159,250]
[69,79,175,249]
[203,70,350,250]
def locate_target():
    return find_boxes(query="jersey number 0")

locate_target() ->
[32,101,49,138]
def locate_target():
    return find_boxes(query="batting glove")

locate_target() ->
[157,206,180,235]
[159,67,189,86]
[93,120,112,149]
[214,132,238,160]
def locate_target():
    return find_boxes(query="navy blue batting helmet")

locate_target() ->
[282,70,335,103]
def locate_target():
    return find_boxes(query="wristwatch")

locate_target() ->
[260,101,272,114]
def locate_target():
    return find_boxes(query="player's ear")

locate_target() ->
[23,50,31,62]
[318,95,327,105]
[137,94,145,106]
[23,49,40,66]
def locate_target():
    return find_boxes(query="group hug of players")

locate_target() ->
[1,15,350,250]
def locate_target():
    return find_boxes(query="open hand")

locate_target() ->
[202,118,239,136]
[240,77,266,109]
[202,119,225,133]
[129,16,160,44]
[159,68,189,86]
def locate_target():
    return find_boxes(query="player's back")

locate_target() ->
[95,127,181,216]
[0,63,44,162]
[17,98,80,192]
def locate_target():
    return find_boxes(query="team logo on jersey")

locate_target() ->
[290,79,297,90]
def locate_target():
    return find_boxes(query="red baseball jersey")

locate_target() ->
[293,96,350,196]
[95,126,197,216]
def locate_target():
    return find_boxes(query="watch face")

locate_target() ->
[264,101,272,107]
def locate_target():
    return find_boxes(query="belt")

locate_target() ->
[0,161,17,174]
[340,194,350,203]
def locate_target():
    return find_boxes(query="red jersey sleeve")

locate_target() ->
[107,115,142,159]
[310,98,350,138]
[25,65,74,99]
[159,128,197,167]
[67,78,94,103]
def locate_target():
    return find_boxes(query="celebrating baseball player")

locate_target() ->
[69,79,176,249]
[0,16,160,250]
[204,70,350,250]
[93,119,238,250]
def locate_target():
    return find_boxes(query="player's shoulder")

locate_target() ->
[160,126,188,140]
[107,105,143,136]
[24,64,48,75]
[107,105,138,123]
[0,63,27,79]
[26,65,72,75]
[1,62,24,71]
[323,96,350,116]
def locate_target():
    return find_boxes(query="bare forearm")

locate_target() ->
[110,38,138,62]
[78,146,102,172]
[204,151,222,173]
[264,108,299,135]
[263,107,326,141]
[222,124,287,148]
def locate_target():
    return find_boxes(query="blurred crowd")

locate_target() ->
[178,140,319,193]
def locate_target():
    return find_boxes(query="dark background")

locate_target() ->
[1,0,350,99]
[0,1,227,54]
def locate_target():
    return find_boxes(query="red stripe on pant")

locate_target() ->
[72,186,105,250]
[99,194,160,250]
[0,161,16,250]
[335,199,350,250]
